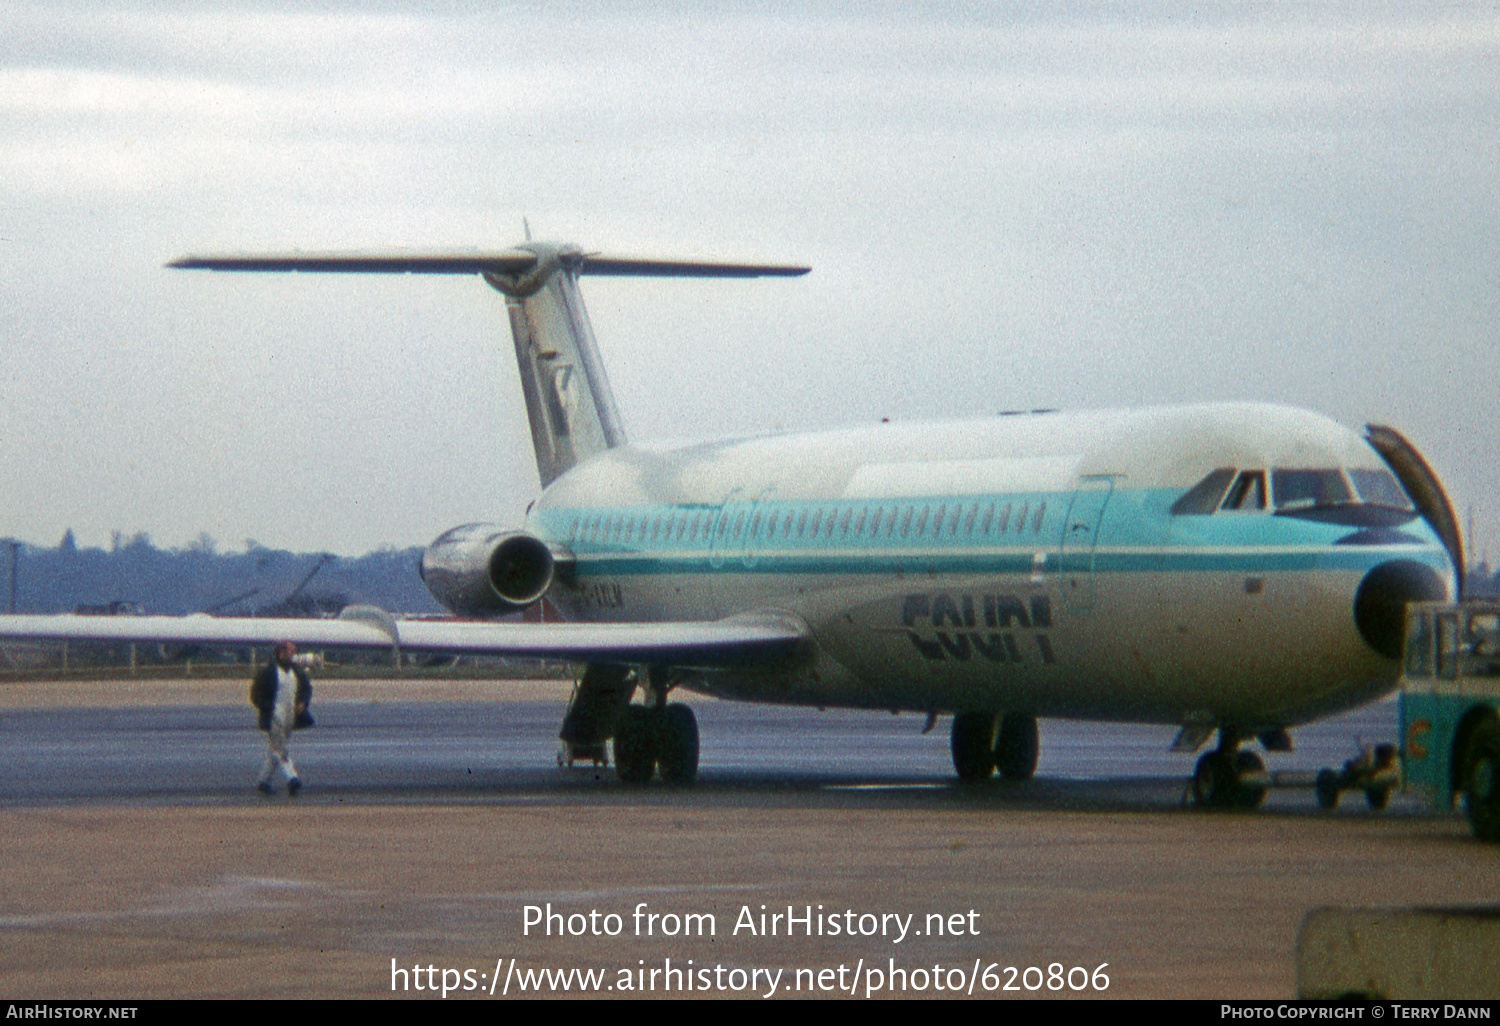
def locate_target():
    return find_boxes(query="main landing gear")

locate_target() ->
[1191,731,1269,810]
[614,701,700,785]
[558,664,701,785]
[951,712,1039,782]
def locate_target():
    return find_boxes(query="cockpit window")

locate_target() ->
[1347,468,1413,510]
[1221,471,1266,511]
[1170,468,1235,515]
[1176,465,1417,521]
[1272,469,1352,512]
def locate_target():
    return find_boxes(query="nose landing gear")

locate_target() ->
[1191,733,1269,809]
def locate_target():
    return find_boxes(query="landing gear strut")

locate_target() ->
[950,712,1038,783]
[1192,731,1267,809]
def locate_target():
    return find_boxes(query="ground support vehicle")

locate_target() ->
[1392,601,1500,841]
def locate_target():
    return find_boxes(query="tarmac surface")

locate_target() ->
[0,678,1494,999]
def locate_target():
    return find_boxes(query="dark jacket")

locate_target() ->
[250,661,314,732]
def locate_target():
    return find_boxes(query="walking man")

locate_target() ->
[251,640,313,796]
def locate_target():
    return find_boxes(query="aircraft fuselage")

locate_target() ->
[528,402,1454,732]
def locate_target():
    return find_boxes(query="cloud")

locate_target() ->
[1,1,1497,557]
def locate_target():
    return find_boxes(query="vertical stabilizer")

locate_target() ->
[488,245,627,487]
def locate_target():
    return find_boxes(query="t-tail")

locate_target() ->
[169,242,809,486]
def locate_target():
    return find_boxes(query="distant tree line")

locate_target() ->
[3,530,444,617]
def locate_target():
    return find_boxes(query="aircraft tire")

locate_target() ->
[951,712,997,782]
[613,706,657,785]
[1462,718,1500,842]
[1232,750,1267,809]
[657,703,700,785]
[1192,751,1235,809]
[994,713,1039,782]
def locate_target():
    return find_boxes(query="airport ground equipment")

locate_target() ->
[1312,742,1400,813]
[1388,601,1500,841]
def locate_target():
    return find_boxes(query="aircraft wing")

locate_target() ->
[0,611,808,670]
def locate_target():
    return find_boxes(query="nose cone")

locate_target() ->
[1354,559,1450,659]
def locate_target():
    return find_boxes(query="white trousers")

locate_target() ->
[259,719,299,786]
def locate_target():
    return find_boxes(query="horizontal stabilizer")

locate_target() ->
[573,256,809,278]
[168,238,809,494]
[169,249,809,279]
[0,612,808,670]
[167,251,540,274]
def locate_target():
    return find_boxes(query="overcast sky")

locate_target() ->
[2,1,1497,562]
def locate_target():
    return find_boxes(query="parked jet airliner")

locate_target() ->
[0,241,1464,806]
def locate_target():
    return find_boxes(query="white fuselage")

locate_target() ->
[526,403,1454,731]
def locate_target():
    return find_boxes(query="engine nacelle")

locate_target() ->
[420,523,570,618]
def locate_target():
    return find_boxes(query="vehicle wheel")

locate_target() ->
[951,712,997,782]
[1315,768,1341,811]
[613,706,657,785]
[1192,751,1235,808]
[1232,750,1267,809]
[657,703,700,785]
[995,713,1039,781]
[1365,785,1393,812]
[1463,718,1500,842]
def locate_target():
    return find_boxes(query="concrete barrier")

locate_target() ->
[1298,907,1500,999]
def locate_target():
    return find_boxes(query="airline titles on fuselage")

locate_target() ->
[902,592,1057,665]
